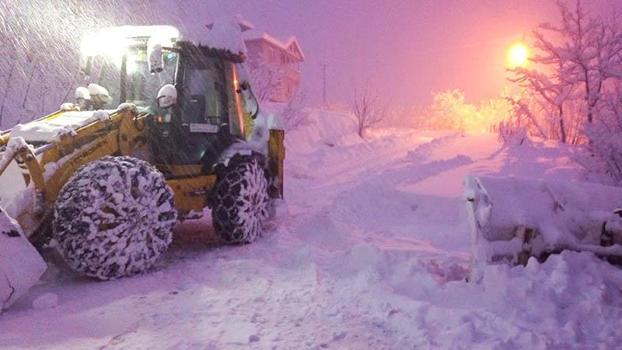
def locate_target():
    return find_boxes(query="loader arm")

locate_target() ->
[0,106,147,239]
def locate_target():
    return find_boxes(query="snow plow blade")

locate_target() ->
[0,207,47,311]
[464,175,622,281]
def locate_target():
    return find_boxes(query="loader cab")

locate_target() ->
[79,26,258,176]
[149,42,251,171]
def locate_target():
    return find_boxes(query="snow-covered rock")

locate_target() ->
[0,208,47,311]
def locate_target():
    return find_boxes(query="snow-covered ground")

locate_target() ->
[1,108,622,349]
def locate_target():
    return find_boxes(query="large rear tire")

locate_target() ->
[210,154,270,244]
[53,156,177,280]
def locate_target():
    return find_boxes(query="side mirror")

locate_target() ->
[240,81,260,119]
[157,84,177,108]
[148,40,164,74]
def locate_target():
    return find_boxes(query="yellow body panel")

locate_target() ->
[0,107,286,239]
[268,129,285,198]
[167,175,217,214]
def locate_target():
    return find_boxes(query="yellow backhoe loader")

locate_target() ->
[0,25,284,310]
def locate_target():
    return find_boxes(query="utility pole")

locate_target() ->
[321,63,327,106]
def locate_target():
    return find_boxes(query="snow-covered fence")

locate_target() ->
[464,175,622,281]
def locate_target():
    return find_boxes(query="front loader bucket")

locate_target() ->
[464,175,622,281]
[0,207,47,311]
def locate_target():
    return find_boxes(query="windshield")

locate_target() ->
[87,40,178,109]
[181,55,227,126]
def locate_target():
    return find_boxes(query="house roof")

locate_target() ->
[243,31,305,62]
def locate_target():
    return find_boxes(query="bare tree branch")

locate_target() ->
[351,88,386,138]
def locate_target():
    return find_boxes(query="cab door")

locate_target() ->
[173,54,233,168]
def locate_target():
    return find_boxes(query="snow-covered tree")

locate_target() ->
[421,90,511,133]
[507,0,622,181]
[509,0,622,144]
[508,4,577,143]
[427,90,473,131]
[279,88,308,130]
[247,53,284,103]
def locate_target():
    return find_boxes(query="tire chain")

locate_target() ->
[211,154,270,243]
[53,156,177,280]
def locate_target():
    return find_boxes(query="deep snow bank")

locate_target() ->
[0,105,621,348]
[330,243,622,348]
[284,108,361,154]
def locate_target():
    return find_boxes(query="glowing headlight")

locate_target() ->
[80,25,180,68]
[80,29,129,67]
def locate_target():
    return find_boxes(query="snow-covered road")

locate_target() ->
[1,110,621,349]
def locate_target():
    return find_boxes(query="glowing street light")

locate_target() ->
[507,42,530,69]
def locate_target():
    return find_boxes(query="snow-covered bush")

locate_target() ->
[583,88,622,183]
[497,120,528,145]
[478,97,513,132]
[426,90,473,131]
[421,89,512,133]
[279,89,308,131]
[585,123,622,183]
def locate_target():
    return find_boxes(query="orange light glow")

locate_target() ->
[507,43,529,69]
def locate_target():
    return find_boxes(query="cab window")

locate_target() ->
[181,56,227,126]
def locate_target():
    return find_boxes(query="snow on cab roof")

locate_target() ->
[85,25,181,41]
[81,22,249,57]
[199,17,248,56]
[80,25,181,58]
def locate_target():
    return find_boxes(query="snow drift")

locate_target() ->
[0,108,621,348]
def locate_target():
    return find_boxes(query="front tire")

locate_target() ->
[53,156,177,280]
[211,154,270,243]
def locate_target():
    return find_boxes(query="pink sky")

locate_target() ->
[197,0,620,106]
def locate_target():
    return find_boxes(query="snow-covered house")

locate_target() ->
[244,31,304,102]
[206,16,304,103]
[242,28,305,103]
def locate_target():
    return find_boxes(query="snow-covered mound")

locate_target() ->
[284,108,361,153]
[0,208,47,312]
[330,245,622,348]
